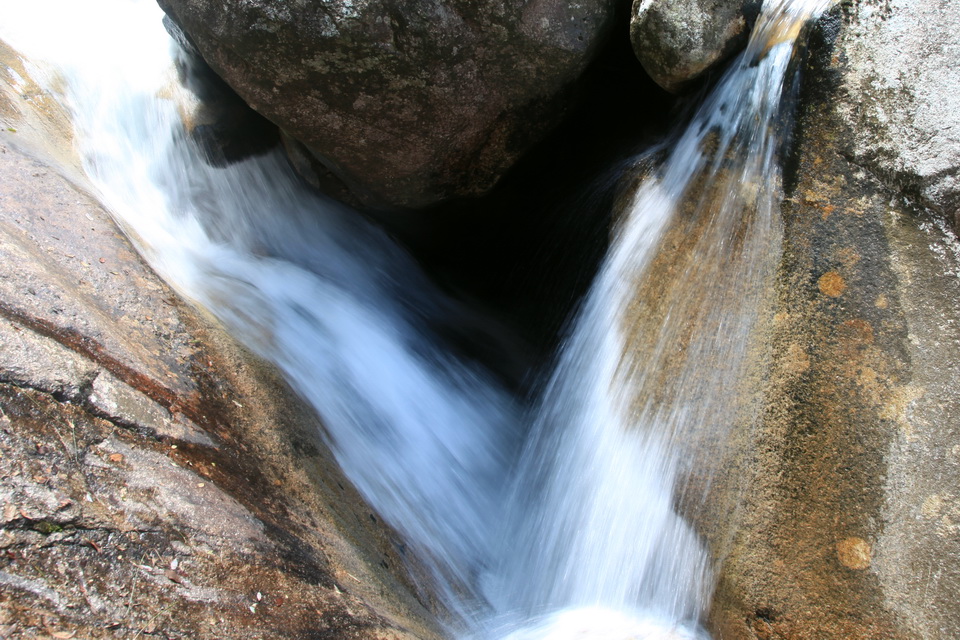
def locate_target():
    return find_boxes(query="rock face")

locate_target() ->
[0,90,441,640]
[832,0,960,231]
[629,0,758,93]
[158,0,619,210]
[695,3,960,638]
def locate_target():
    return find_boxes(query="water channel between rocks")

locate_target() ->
[0,0,833,637]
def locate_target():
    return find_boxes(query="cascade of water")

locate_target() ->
[0,0,519,619]
[479,1,834,637]
[0,0,832,637]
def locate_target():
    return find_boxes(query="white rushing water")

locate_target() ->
[0,0,832,637]
[479,2,834,637]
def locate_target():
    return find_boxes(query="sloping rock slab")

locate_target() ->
[0,132,442,639]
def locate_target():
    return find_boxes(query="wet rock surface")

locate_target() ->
[700,4,960,638]
[629,0,759,93]
[0,133,442,638]
[158,0,620,211]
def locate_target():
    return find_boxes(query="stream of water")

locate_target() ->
[0,1,832,637]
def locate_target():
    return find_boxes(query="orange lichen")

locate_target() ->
[837,537,872,570]
[818,271,847,297]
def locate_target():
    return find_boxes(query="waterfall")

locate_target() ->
[0,0,832,638]
[480,2,833,637]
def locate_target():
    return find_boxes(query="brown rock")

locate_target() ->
[0,111,440,639]
[699,4,960,638]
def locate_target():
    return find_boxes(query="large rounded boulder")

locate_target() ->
[158,0,619,210]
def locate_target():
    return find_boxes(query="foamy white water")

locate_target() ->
[0,0,832,637]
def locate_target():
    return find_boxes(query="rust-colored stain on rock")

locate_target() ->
[818,270,847,297]
[837,537,872,570]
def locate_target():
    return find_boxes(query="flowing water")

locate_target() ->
[0,0,832,637]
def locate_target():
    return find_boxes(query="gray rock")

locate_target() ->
[87,370,217,447]
[707,132,960,639]
[832,0,960,231]
[629,0,757,93]
[158,0,619,210]
[84,437,267,551]
[0,316,98,400]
